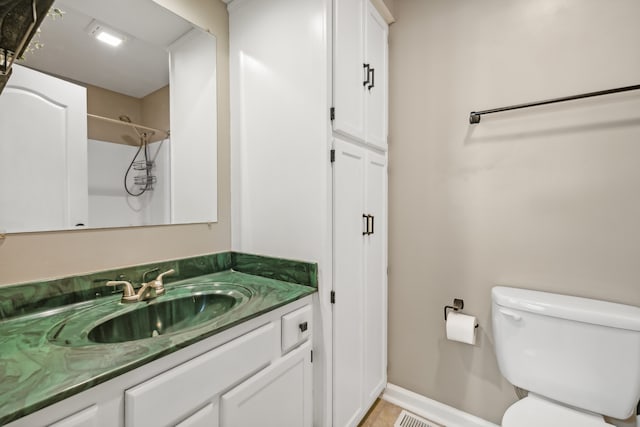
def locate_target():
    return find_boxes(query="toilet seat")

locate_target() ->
[502,394,613,427]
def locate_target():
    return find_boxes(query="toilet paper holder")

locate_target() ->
[444,298,478,328]
[444,298,464,321]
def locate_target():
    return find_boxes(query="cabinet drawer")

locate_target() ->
[281,305,312,353]
[125,323,275,427]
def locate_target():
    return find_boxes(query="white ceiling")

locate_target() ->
[22,0,193,98]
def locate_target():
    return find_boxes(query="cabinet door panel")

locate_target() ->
[125,323,275,427]
[364,151,387,404]
[333,0,366,142]
[48,406,98,427]
[332,138,366,427]
[221,342,312,427]
[175,403,219,427]
[364,2,388,150]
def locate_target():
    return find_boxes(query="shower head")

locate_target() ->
[118,114,142,138]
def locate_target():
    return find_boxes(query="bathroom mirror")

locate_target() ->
[0,0,217,233]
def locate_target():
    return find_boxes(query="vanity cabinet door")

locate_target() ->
[5,395,121,427]
[125,323,276,427]
[47,406,99,427]
[175,403,219,427]
[220,341,313,427]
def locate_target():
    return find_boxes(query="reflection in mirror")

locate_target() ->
[0,0,217,233]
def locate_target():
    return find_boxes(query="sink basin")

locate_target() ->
[90,292,240,343]
[48,282,253,346]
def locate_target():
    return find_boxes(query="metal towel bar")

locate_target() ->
[469,83,640,124]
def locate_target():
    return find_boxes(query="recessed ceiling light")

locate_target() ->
[86,20,127,48]
[96,31,123,47]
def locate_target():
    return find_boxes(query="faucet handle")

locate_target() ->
[152,269,175,296]
[141,268,160,283]
[106,280,138,303]
[155,269,175,285]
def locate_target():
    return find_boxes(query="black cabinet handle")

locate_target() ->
[363,214,373,235]
[299,322,308,332]
[363,63,370,86]
[368,68,375,91]
[370,214,375,235]
[363,214,369,235]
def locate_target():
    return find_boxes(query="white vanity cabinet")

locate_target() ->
[334,0,389,151]
[124,323,278,426]
[5,298,313,427]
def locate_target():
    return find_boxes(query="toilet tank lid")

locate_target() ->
[492,286,640,332]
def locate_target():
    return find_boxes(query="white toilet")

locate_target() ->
[492,286,640,427]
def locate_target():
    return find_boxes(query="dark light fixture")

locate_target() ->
[0,0,55,94]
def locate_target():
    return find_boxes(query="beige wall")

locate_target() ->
[0,0,230,285]
[87,85,140,145]
[388,0,640,423]
[86,84,169,146]
[88,84,171,146]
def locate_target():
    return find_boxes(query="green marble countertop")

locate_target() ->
[0,254,317,425]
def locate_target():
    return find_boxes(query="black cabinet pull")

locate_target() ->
[362,214,376,235]
[362,214,373,235]
[368,67,375,91]
[299,322,308,332]
[363,63,370,86]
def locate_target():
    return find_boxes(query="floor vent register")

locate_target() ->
[394,409,444,427]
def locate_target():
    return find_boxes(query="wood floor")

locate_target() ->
[358,399,403,427]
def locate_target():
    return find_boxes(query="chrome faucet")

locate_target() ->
[107,269,175,303]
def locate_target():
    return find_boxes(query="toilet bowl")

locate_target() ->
[502,394,612,427]
[491,286,640,427]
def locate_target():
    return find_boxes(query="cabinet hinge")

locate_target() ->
[330,290,335,304]
[330,149,335,163]
[330,107,335,121]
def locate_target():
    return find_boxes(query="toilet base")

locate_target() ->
[502,394,612,427]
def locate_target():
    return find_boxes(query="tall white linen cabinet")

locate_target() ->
[228,0,389,425]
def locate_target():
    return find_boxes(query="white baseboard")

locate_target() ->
[382,383,500,427]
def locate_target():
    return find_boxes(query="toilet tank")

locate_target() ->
[492,286,640,420]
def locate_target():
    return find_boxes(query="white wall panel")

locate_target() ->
[87,139,170,228]
[169,28,218,224]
